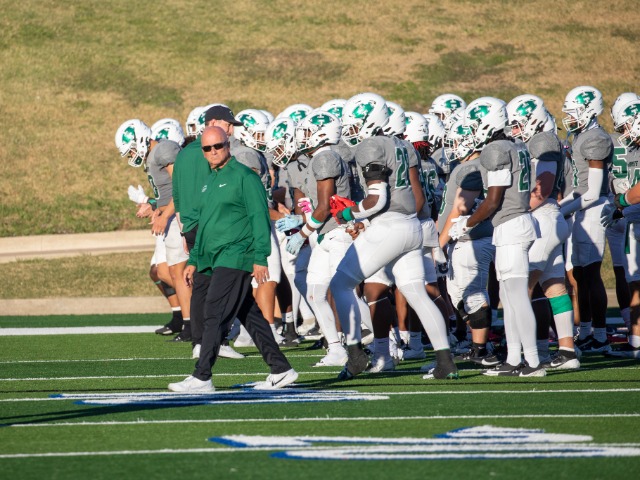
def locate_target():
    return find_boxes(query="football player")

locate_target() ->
[506,94,579,369]
[449,97,544,377]
[559,86,613,354]
[330,92,457,380]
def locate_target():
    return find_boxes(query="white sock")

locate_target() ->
[373,337,391,360]
[629,335,640,348]
[400,330,410,344]
[285,311,295,324]
[593,327,607,343]
[621,307,631,330]
[579,322,592,340]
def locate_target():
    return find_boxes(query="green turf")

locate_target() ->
[0,317,638,479]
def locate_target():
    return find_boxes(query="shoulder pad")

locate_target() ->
[355,136,386,168]
[480,140,513,171]
[312,150,342,180]
[455,163,483,190]
[579,128,613,161]
[155,140,181,166]
[528,131,562,163]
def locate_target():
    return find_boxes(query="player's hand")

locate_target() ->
[614,193,630,209]
[432,245,449,275]
[136,203,152,218]
[184,265,195,288]
[252,264,270,284]
[298,197,314,214]
[449,216,471,240]
[277,203,291,216]
[128,184,148,204]
[151,210,169,236]
[600,203,624,228]
[275,214,304,232]
[346,221,365,240]
[286,232,306,255]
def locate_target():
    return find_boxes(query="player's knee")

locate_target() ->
[468,305,491,330]
[542,280,567,300]
[464,292,489,317]
[160,281,176,298]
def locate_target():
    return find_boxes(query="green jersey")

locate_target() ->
[172,137,210,233]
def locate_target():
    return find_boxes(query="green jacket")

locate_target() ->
[188,157,271,274]
[172,137,210,233]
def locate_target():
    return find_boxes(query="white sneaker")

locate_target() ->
[272,331,285,344]
[168,375,214,393]
[297,319,318,336]
[253,369,298,390]
[192,344,201,359]
[365,355,397,373]
[219,344,245,359]
[314,345,348,367]
[233,335,256,348]
[420,360,436,372]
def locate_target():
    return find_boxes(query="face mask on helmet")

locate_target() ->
[561,86,604,133]
[342,93,389,146]
[506,95,548,142]
[444,120,474,163]
[429,94,467,129]
[423,113,445,156]
[295,110,341,155]
[115,119,152,167]
[266,117,297,167]
[235,109,270,152]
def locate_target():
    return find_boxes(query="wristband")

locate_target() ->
[342,207,354,222]
[148,199,158,211]
[301,224,315,237]
[621,193,631,207]
[308,215,324,229]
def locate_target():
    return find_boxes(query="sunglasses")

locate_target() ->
[201,141,228,152]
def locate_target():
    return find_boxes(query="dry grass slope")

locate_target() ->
[0,0,638,236]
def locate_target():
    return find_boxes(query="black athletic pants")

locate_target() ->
[193,267,291,381]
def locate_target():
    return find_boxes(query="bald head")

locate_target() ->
[201,126,231,169]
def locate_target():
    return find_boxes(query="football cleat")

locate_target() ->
[365,356,397,373]
[515,362,547,377]
[576,335,612,354]
[542,350,580,369]
[482,362,521,377]
[192,344,201,359]
[337,344,370,380]
[218,345,245,359]
[423,350,459,380]
[605,343,640,359]
[155,324,181,336]
[314,345,348,367]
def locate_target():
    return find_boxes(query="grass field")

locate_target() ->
[1,0,638,236]
[1,313,639,479]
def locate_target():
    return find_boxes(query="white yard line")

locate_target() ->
[0,447,274,459]
[0,327,157,336]
[8,413,640,428]
[0,354,323,364]
[0,372,338,382]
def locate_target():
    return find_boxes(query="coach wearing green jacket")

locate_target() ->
[169,126,297,392]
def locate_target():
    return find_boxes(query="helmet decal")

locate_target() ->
[468,105,490,121]
[353,101,374,120]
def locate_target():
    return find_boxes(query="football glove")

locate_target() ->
[330,195,357,224]
[600,203,624,228]
[611,177,630,195]
[298,197,314,214]
[275,214,304,233]
[614,193,631,209]
[127,184,148,204]
[449,216,472,240]
[286,231,306,256]
[432,246,448,275]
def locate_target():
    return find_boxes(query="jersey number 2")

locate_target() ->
[395,147,410,189]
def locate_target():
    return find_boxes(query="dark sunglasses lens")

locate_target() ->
[202,142,226,152]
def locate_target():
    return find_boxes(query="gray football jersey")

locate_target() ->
[230,136,273,206]
[610,133,629,182]
[568,125,612,197]
[418,156,438,220]
[304,149,351,234]
[146,140,181,207]
[478,139,531,228]
[528,130,564,200]
[437,159,493,240]
[621,143,640,188]
[332,139,364,203]
[355,135,416,217]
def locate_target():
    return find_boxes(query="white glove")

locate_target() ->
[128,185,148,204]
[275,214,304,232]
[432,245,448,276]
[449,216,472,240]
[600,203,623,228]
[611,178,630,195]
[286,232,306,256]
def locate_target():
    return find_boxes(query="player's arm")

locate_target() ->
[409,166,425,213]
[298,177,334,239]
[559,159,604,216]
[439,187,481,246]
[530,167,555,211]
[466,185,506,228]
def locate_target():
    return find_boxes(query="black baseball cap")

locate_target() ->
[204,105,243,126]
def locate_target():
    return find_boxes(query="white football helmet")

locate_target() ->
[382,101,406,137]
[185,103,218,138]
[611,92,640,147]
[261,110,275,123]
[542,112,558,134]
[277,104,313,124]
[562,86,604,133]
[234,109,270,152]
[266,117,297,168]
[115,119,152,167]
[423,113,445,155]
[295,109,342,155]
[463,97,508,152]
[429,94,467,129]
[320,99,347,119]
[403,111,429,143]
[151,118,185,146]
[444,118,474,163]
[506,94,549,142]
[342,92,389,146]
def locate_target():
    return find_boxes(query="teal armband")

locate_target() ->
[148,199,158,211]
[342,207,354,222]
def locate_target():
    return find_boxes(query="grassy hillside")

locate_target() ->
[0,0,637,236]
